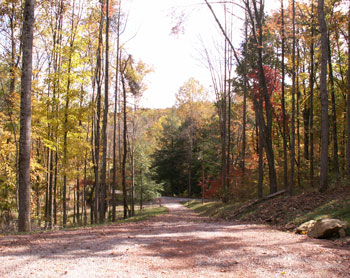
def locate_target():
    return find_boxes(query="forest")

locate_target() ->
[0,0,349,233]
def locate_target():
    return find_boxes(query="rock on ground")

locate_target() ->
[307,218,347,239]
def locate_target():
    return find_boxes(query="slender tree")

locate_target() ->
[328,35,339,181]
[309,0,315,187]
[18,0,35,232]
[281,0,288,191]
[121,58,130,219]
[100,0,109,223]
[94,2,105,223]
[318,0,329,192]
[346,4,350,183]
[112,2,122,222]
[290,0,296,195]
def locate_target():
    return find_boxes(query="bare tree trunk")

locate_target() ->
[242,12,248,177]
[318,0,329,192]
[112,6,121,221]
[121,62,129,219]
[310,0,315,187]
[296,49,301,189]
[94,4,104,223]
[328,35,339,181]
[131,144,135,216]
[251,0,277,194]
[290,0,296,196]
[18,0,35,233]
[100,0,109,223]
[346,6,350,183]
[255,100,264,199]
[281,0,288,191]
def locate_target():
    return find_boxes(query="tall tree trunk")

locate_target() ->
[112,6,121,221]
[62,93,70,227]
[318,0,329,192]
[281,0,288,191]
[100,0,109,223]
[296,49,301,189]
[221,40,227,194]
[121,61,129,219]
[131,142,135,216]
[328,35,339,181]
[94,4,104,223]
[255,99,264,199]
[251,0,278,194]
[242,12,248,177]
[290,0,296,196]
[18,0,35,233]
[303,62,310,161]
[346,5,350,183]
[53,150,58,225]
[309,0,315,187]
[63,3,78,226]
[9,2,20,208]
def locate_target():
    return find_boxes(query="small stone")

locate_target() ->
[295,220,315,234]
[285,222,296,230]
[339,228,346,238]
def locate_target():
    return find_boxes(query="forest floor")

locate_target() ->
[1,197,350,278]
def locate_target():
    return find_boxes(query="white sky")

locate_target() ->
[122,0,278,109]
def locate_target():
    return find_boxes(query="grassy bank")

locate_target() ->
[1,206,168,235]
[184,186,350,229]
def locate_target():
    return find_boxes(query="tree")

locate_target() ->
[318,0,329,192]
[281,0,288,191]
[18,0,35,232]
[290,0,296,195]
[100,0,109,223]
[112,0,122,222]
[347,3,350,183]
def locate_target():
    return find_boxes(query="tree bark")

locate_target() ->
[251,0,278,194]
[121,60,129,219]
[290,0,296,196]
[112,5,121,221]
[18,0,35,233]
[281,0,288,191]
[328,35,340,181]
[94,4,104,223]
[309,1,315,187]
[318,0,329,192]
[346,5,350,183]
[100,0,109,223]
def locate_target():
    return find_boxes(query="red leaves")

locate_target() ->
[249,66,289,131]
[248,65,281,100]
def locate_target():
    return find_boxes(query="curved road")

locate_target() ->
[1,197,349,277]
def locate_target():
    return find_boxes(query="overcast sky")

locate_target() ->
[122,0,278,109]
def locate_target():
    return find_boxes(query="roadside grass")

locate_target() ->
[1,206,168,236]
[184,201,240,219]
[184,192,350,229]
[293,199,350,226]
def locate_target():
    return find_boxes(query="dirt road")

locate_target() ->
[1,197,349,278]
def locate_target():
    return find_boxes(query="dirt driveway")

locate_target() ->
[1,197,349,278]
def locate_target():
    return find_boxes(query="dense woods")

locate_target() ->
[0,0,349,232]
